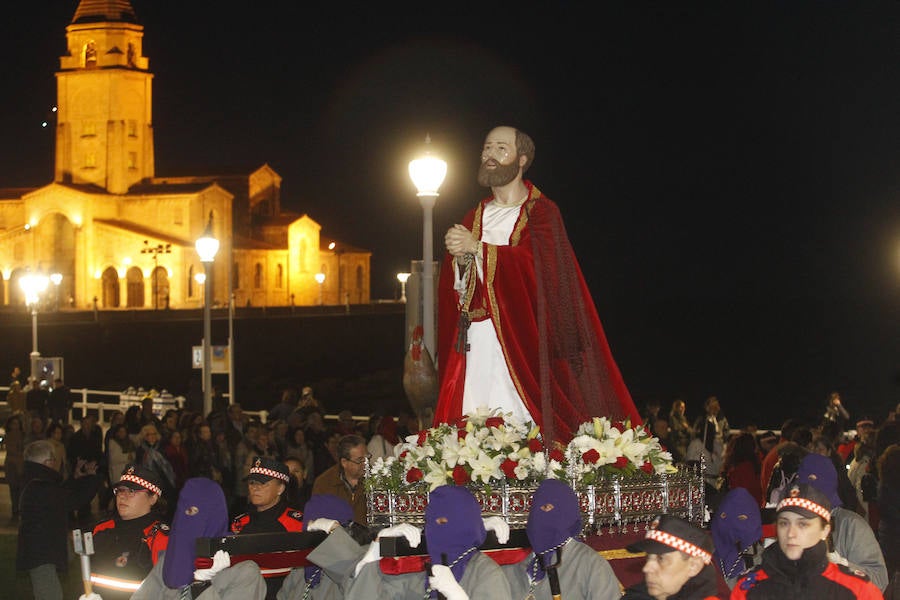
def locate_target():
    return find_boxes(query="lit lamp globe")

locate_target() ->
[20,272,50,306]
[397,272,411,303]
[195,224,220,264]
[408,137,447,197]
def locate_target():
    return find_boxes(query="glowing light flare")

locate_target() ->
[19,273,50,306]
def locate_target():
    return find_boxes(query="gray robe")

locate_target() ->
[277,527,368,600]
[130,553,266,600]
[501,540,622,600]
[346,551,512,600]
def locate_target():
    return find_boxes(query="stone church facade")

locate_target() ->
[0,0,370,311]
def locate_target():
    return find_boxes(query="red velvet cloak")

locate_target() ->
[434,182,641,444]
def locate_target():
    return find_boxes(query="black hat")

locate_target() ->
[776,483,832,522]
[246,456,291,484]
[626,514,713,564]
[115,464,163,496]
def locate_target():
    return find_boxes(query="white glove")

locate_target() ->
[827,551,849,566]
[354,540,381,577]
[483,516,510,544]
[377,523,422,548]
[429,564,469,600]
[194,549,231,581]
[307,518,339,533]
[78,594,103,600]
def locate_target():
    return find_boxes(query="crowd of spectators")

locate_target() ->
[6,377,900,597]
[5,383,415,526]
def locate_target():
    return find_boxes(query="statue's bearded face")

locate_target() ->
[477,156,520,187]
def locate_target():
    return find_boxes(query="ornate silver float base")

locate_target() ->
[367,463,705,533]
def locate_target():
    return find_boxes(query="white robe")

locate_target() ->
[453,200,534,426]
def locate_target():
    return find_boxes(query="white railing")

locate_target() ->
[0,386,268,424]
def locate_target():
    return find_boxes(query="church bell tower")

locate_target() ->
[55,0,154,194]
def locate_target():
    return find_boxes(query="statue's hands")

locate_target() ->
[445,225,478,257]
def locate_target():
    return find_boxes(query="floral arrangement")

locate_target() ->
[365,409,676,493]
[558,416,676,485]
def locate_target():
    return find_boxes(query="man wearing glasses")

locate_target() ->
[312,434,369,525]
[90,464,170,599]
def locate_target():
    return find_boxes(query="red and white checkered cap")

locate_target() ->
[247,456,291,483]
[626,514,713,564]
[776,484,832,522]
[115,465,163,496]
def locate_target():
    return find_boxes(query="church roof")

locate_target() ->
[128,180,219,195]
[253,212,307,227]
[71,0,138,24]
[233,234,278,251]
[0,186,39,200]
[93,218,192,246]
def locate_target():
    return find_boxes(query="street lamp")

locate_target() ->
[408,134,447,361]
[397,272,411,303]
[141,240,172,310]
[19,272,50,381]
[50,272,62,311]
[195,212,219,417]
[314,272,325,305]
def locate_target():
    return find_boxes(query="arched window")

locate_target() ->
[299,238,308,272]
[187,265,195,298]
[126,267,144,308]
[84,41,97,68]
[102,267,120,308]
[254,263,263,288]
[151,266,169,310]
[275,264,283,288]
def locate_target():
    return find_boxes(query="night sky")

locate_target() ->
[2,2,899,429]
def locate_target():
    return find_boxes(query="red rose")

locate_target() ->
[454,417,469,428]
[399,450,409,460]
[528,439,543,454]
[457,429,468,441]
[549,448,566,463]
[500,458,518,479]
[582,449,600,464]
[417,431,428,446]
[406,467,423,483]
[641,461,654,474]
[452,465,470,485]
[613,456,629,469]
[485,416,505,428]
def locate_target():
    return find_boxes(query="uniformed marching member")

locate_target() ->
[90,464,170,599]
[231,456,304,600]
[731,484,883,600]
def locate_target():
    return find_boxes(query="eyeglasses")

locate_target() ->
[343,453,371,465]
[113,487,147,497]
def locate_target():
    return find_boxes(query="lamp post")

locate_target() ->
[141,240,172,310]
[397,272,411,303]
[314,272,325,305]
[195,212,219,417]
[408,134,447,361]
[19,272,50,381]
[50,272,62,311]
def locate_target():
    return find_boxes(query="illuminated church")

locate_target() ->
[0,0,370,310]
